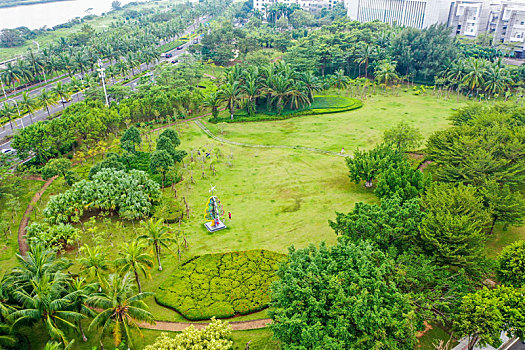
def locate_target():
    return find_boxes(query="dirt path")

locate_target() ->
[195,120,348,158]
[139,318,272,332]
[18,175,58,255]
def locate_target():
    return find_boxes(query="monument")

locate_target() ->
[203,185,227,232]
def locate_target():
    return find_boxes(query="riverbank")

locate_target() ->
[0,0,70,9]
[0,0,159,61]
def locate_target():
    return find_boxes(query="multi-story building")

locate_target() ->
[447,0,501,37]
[253,0,341,14]
[493,0,525,57]
[346,0,454,29]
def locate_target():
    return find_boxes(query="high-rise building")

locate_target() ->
[253,0,341,15]
[493,0,525,56]
[346,0,454,29]
[447,0,501,37]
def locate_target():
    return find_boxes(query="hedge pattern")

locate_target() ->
[156,249,286,320]
[209,95,363,124]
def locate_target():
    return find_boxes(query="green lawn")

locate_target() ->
[205,90,462,152]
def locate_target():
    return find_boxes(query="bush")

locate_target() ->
[209,96,363,123]
[156,249,286,320]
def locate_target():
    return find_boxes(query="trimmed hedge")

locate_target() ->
[156,249,286,320]
[209,95,363,124]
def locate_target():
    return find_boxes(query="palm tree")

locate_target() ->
[52,82,71,108]
[138,218,175,271]
[87,273,155,349]
[38,88,57,117]
[0,62,22,89]
[79,245,111,290]
[68,77,84,101]
[0,103,14,130]
[114,240,153,293]
[202,91,223,119]
[242,76,260,116]
[11,274,85,346]
[67,278,97,342]
[331,69,350,90]
[220,81,241,120]
[9,244,69,290]
[299,71,320,104]
[484,65,512,97]
[374,60,400,87]
[462,58,486,93]
[19,91,36,123]
[355,43,375,78]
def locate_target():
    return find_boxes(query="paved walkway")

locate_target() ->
[194,120,348,157]
[139,318,272,332]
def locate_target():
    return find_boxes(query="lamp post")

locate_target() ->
[32,41,47,84]
[97,59,109,106]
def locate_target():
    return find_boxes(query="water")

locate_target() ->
[0,0,148,30]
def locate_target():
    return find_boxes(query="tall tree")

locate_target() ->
[115,240,153,293]
[138,218,176,271]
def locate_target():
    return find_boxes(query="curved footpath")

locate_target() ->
[16,113,345,332]
[195,120,348,158]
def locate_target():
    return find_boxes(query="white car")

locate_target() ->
[1,149,14,155]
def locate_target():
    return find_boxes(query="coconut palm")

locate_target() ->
[114,240,153,293]
[38,88,57,117]
[355,43,375,78]
[462,58,486,93]
[78,245,111,290]
[138,218,176,271]
[242,76,260,116]
[202,91,223,119]
[219,81,242,120]
[484,65,512,97]
[299,71,321,103]
[52,82,71,109]
[19,92,36,123]
[0,103,14,130]
[67,278,97,342]
[87,273,155,349]
[11,274,85,346]
[374,60,399,87]
[331,69,350,90]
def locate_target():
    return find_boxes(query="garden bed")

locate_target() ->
[209,95,363,124]
[156,249,286,320]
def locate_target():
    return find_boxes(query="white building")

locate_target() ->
[346,0,454,29]
[493,0,525,56]
[447,0,501,37]
[253,0,341,14]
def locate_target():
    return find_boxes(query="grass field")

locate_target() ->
[6,88,523,349]
[206,90,462,152]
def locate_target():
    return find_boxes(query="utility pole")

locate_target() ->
[97,59,109,106]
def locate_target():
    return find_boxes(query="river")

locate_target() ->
[0,0,149,30]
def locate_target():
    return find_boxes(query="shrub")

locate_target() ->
[156,249,286,320]
[209,96,363,124]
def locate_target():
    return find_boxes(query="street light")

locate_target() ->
[32,41,47,84]
[5,98,23,130]
[97,59,109,107]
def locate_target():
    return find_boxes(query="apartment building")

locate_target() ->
[447,0,501,37]
[493,0,525,56]
[346,0,454,29]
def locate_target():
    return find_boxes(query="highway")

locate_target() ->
[0,16,207,152]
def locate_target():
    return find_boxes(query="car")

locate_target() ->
[171,59,179,64]
[60,98,71,104]
[1,148,14,155]
[193,39,198,44]
[176,46,183,50]
[165,53,173,58]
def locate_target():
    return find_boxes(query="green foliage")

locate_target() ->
[159,128,181,148]
[330,196,424,253]
[497,240,525,287]
[156,250,286,320]
[480,181,525,234]
[455,286,525,349]
[43,168,160,223]
[383,122,423,150]
[270,240,416,350]
[346,144,404,187]
[26,222,80,250]
[419,183,490,267]
[88,153,126,180]
[375,160,430,201]
[150,150,173,185]
[121,126,142,153]
[209,96,363,123]
[426,106,525,188]
[41,158,72,181]
[144,319,233,350]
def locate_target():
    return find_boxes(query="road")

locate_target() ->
[0,17,207,152]
[508,339,525,350]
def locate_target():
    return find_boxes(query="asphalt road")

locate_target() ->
[508,339,525,350]
[0,16,207,152]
